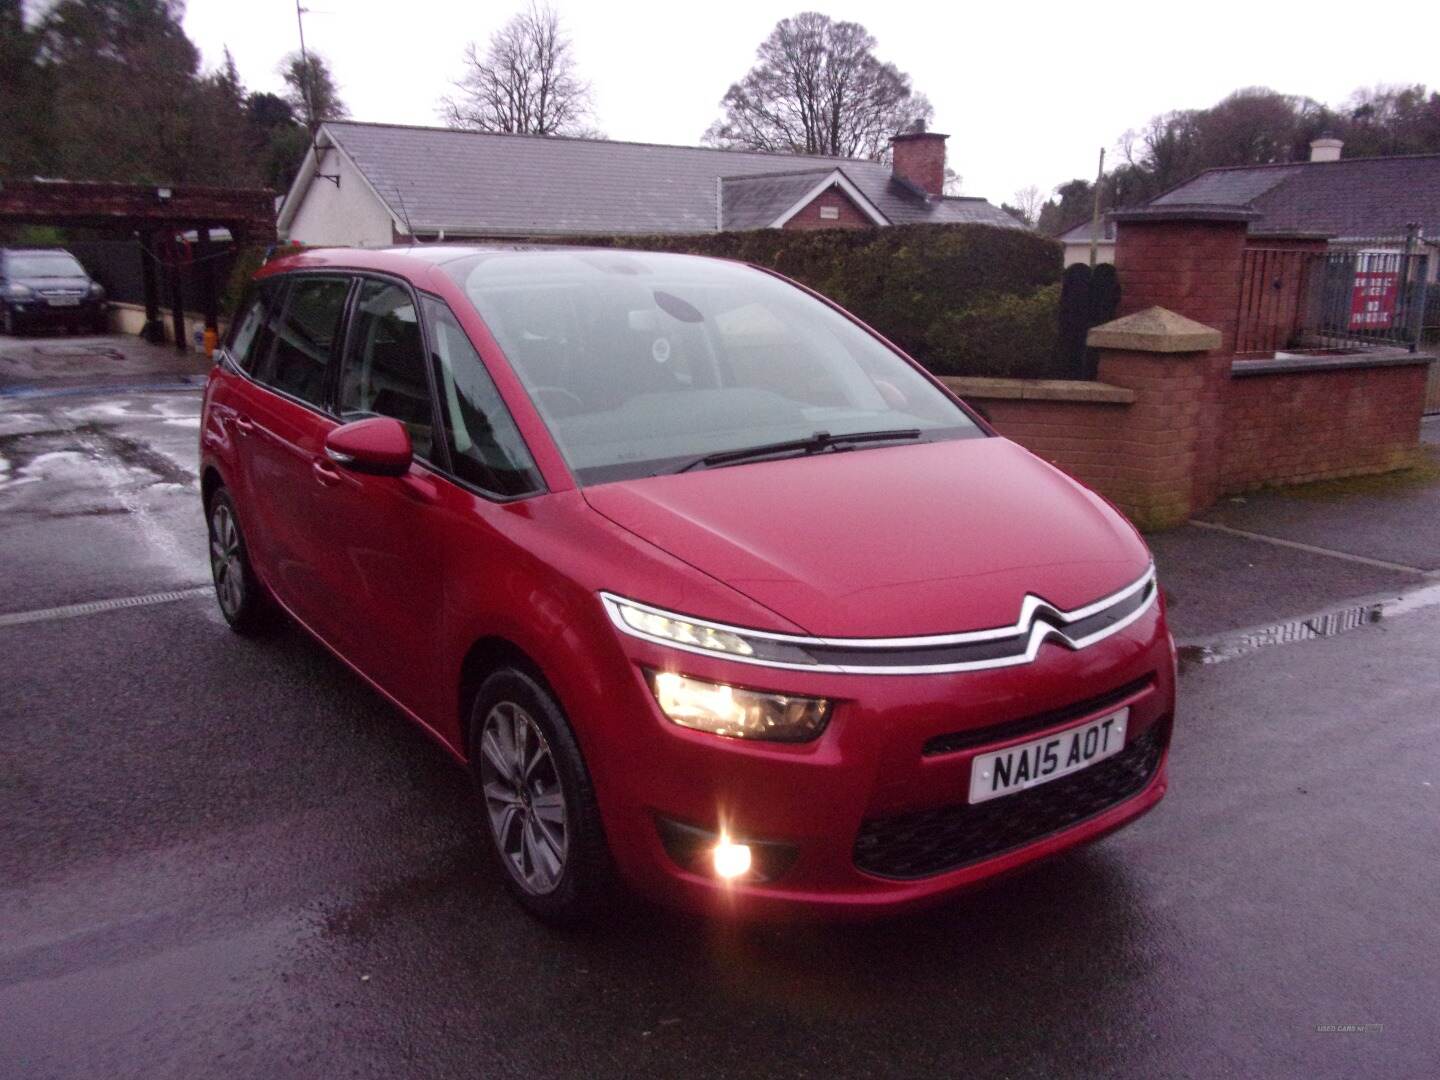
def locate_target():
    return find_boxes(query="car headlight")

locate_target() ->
[6,283,33,299]
[601,593,820,666]
[647,670,831,742]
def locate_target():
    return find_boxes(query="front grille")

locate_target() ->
[923,676,1154,757]
[854,724,1168,880]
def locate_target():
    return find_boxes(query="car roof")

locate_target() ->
[258,243,738,279]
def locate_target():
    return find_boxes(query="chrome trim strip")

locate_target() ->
[599,565,1158,676]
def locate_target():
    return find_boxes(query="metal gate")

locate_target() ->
[1236,228,1433,361]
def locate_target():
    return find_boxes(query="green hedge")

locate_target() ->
[556,223,1064,379]
[924,284,1063,379]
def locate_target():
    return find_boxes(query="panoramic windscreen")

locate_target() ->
[445,250,984,484]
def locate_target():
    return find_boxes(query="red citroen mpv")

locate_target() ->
[201,245,1175,922]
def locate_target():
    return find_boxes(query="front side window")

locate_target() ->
[253,274,350,407]
[443,251,983,485]
[422,296,541,498]
[338,279,435,460]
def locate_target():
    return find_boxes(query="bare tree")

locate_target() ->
[440,4,595,136]
[1011,184,1044,226]
[703,12,932,160]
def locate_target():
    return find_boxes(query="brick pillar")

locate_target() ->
[1111,205,1255,358]
[1086,307,1226,528]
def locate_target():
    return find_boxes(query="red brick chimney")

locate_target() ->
[890,130,949,197]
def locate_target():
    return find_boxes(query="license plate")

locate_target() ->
[47,296,81,307]
[968,708,1129,804]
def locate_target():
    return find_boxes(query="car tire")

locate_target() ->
[206,488,272,634]
[468,667,618,925]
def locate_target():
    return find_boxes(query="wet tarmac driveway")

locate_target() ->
[2,386,1437,1079]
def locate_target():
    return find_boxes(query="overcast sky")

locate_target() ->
[182,0,1436,204]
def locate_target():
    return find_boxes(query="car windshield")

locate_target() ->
[444,251,983,484]
[8,252,86,278]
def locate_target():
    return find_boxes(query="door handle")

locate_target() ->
[311,458,341,486]
[233,414,255,436]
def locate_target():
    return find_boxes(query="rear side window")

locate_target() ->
[226,278,284,375]
[338,279,435,460]
[423,296,541,497]
[252,275,351,407]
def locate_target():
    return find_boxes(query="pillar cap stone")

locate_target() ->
[1086,306,1222,353]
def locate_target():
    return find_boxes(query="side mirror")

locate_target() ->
[325,416,413,477]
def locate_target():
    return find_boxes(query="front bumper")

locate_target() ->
[5,297,105,326]
[591,600,1175,920]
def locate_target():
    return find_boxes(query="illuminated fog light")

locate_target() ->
[648,670,831,742]
[712,837,753,879]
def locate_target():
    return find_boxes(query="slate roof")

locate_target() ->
[1057,218,1116,244]
[719,169,847,230]
[1148,155,1440,240]
[298,121,1022,237]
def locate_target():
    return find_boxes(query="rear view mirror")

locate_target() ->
[325,417,413,477]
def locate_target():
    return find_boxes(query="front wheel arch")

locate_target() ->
[457,636,551,757]
[200,465,224,513]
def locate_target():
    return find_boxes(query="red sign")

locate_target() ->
[1349,271,1400,330]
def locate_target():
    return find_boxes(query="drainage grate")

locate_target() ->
[1178,581,1440,668]
[0,585,211,628]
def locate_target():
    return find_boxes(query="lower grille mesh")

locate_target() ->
[853,724,1167,880]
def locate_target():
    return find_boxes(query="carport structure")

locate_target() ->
[0,179,275,349]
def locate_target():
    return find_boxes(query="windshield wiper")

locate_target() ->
[670,428,922,474]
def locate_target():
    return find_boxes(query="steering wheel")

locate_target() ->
[531,385,586,417]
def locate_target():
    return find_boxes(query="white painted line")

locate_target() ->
[1188,520,1431,575]
[0,586,211,629]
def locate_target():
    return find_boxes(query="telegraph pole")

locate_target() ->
[294,1,316,136]
[1089,147,1106,268]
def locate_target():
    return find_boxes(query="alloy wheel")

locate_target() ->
[478,701,569,895]
[209,503,245,617]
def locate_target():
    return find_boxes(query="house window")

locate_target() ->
[819,205,840,221]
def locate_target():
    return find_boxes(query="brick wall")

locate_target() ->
[948,346,1226,529]
[972,396,1136,497]
[1220,362,1428,490]
[945,353,1429,530]
[782,188,873,231]
[939,211,1431,528]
